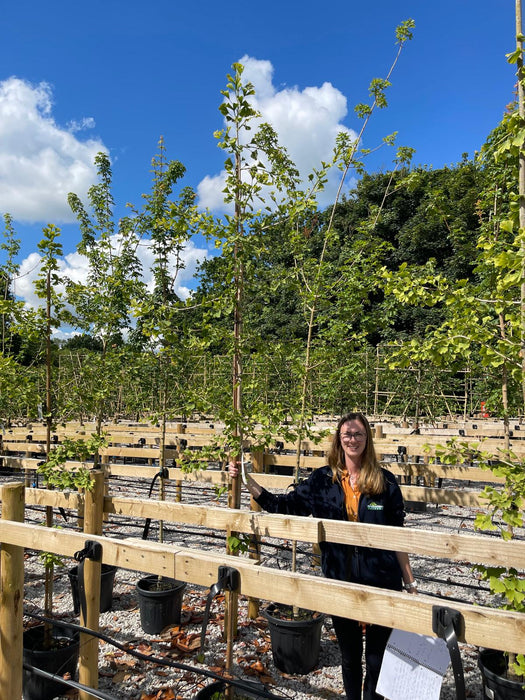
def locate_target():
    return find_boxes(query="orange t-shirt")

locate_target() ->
[341,472,360,522]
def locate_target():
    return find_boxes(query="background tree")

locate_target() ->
[0,213,21,356]
[381,101,525,429]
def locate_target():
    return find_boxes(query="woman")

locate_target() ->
[229,412,417,700]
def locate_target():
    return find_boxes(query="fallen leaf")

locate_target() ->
[259,674,274,684]
[137,643,154,655]
[111,670,133,683]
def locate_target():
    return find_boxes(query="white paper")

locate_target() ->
[376,629,450,700]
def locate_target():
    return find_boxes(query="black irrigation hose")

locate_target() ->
[21,482,499,600]
[142,523,315,559]
[22,664,119,700]
[414,588,475,606]
[416,574,490,593]
[141,467,169,540]
[25,612,289,700]
[22,520,492,599]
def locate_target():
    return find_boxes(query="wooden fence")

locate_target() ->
[0,461,524,698]
[1,418,518,511]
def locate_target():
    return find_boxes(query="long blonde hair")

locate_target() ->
[327,412,385,496]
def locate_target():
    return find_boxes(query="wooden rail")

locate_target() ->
[1,515,523,653]
[1,453,504,509]
[2,427,514,478]
[0,489,523,653]
[1,469,525,697]
[4,419,525,448]
[20,487,525,569]
[4,425,525,457]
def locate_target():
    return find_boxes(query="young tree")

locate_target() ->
[286,19,415,480]
[32,223,103,648]
[130,137,202,544]
[193,64,312,484]
[34,224,69,447]
[381,106,524,428]
[67,153,145,440]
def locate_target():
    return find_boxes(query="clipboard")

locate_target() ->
[376,628,450,700]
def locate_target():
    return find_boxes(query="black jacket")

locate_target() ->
[255,465,404,591]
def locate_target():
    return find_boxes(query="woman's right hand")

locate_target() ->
[228,460,262,498]
[228,460,240,478]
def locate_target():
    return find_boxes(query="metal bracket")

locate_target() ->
[432,605,466,700]
[73,540,103,620]
[74,540,102,563]
[200,566,240,649]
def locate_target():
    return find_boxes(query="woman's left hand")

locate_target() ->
[404,580,418,594]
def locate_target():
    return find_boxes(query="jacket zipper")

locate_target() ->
[338,479,361,579]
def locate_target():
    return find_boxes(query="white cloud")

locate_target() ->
[197,174,230,211]
[13,250,91,309]
[12,253,45,308]
[67,117,96,133]
[12,237,208,316]
[0,77,106,223]
[197,55,356,212]
[134,238,208,299]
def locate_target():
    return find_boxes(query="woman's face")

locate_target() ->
[339,418,367,466]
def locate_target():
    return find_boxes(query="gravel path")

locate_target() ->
[9,471,523,699]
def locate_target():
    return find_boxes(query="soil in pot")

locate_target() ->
[478,649,525,700]
[23,624,79,700]
[263,603,324,675]
[136,575,186,634]
[68,563,117,615]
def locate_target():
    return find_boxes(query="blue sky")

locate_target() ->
[0,0,516,307]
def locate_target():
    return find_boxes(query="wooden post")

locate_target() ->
[24,443,32,488]
[174,423,185,502]
[0,482,25,700]
[247,450,263,619]
[78,471,104,700]
[224,587,237,700]
[373,345,380,416]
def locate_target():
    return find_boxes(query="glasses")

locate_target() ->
[340,431,366,442]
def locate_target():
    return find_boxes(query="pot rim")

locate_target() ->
[478,648,525,690]
[136,575,187,593]
[263,602,325,626]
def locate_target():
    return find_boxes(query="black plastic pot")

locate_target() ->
[478,649,525,700]
[23,624,79,700]
[263,603,324,675]
[196,680,225,699]
[67,563,117,615]
[136,575,186,634]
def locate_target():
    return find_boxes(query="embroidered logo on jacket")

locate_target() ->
[367,502,384,510]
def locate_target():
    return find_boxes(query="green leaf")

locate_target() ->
[506,48,523,64]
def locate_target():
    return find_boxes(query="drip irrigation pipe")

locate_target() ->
[22,664,119,700]
[25,612,289,699]
[142,466,169,539]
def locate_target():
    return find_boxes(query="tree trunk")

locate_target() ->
[516,0,525,411]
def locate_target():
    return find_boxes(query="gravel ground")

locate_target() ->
[8,470,523,699]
